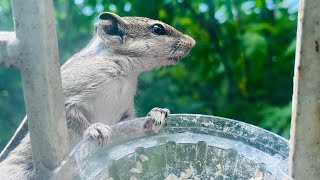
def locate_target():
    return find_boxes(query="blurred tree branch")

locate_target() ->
[180,0,239,100]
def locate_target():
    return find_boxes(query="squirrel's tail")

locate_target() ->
[0,116,29,162]
[0,134,34,180]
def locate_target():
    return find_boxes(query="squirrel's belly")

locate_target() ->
[91,80,136,125]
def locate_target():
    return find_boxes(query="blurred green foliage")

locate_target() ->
[0,0,298,149]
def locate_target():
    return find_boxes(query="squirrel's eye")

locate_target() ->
[151,24,166,35]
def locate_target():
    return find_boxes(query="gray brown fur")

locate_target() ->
[0,12,195,179]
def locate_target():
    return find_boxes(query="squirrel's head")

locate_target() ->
[95,12,195,70]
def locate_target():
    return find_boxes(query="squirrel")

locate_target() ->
[0,12,195,179]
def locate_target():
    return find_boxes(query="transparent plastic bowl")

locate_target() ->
[53,114,290,180]
[276,159,294,180]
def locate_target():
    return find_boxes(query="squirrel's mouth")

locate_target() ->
[167,56,182,62]
[166,49,191,63]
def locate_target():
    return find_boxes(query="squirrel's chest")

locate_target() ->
[91,79,137,125]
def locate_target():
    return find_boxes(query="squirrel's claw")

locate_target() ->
[84,123,111,146]
[144,107,170,134]
[147,107,170,125]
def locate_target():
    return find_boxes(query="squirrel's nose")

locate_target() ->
[184,35,196,48]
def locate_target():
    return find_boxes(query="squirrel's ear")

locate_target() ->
[99,12,123,21]
[98,12,124,37]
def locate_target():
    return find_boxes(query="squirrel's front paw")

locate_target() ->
[144,107,170,134]
[147,107,170,125]
[84,123,111,146]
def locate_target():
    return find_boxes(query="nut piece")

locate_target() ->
[194,176,201,180]
[214,164,222,176]
[139,154,149,162]
[249,170,264,180]
[130,161,143,174]
[165,174,179,180]
[130,175,137,180]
